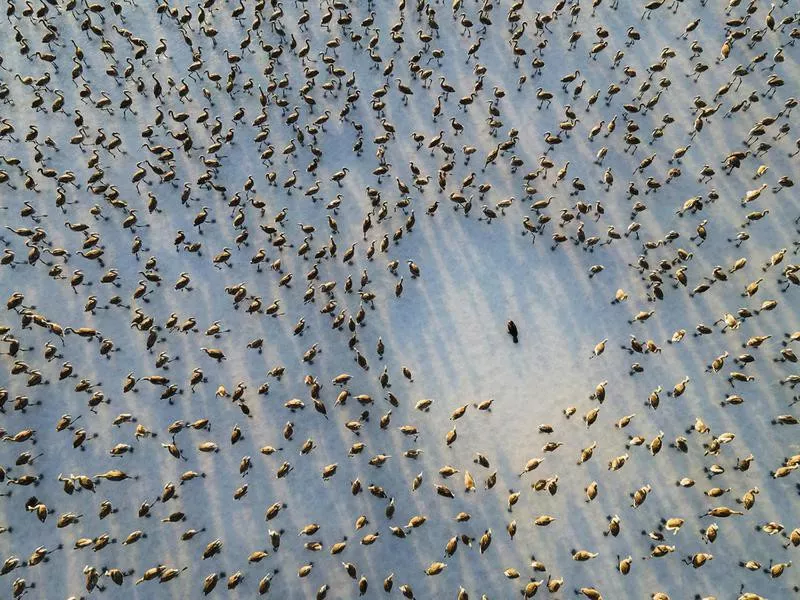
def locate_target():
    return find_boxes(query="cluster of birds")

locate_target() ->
[0,0,799,597]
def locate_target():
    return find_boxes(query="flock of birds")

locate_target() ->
[0,0,799,597]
